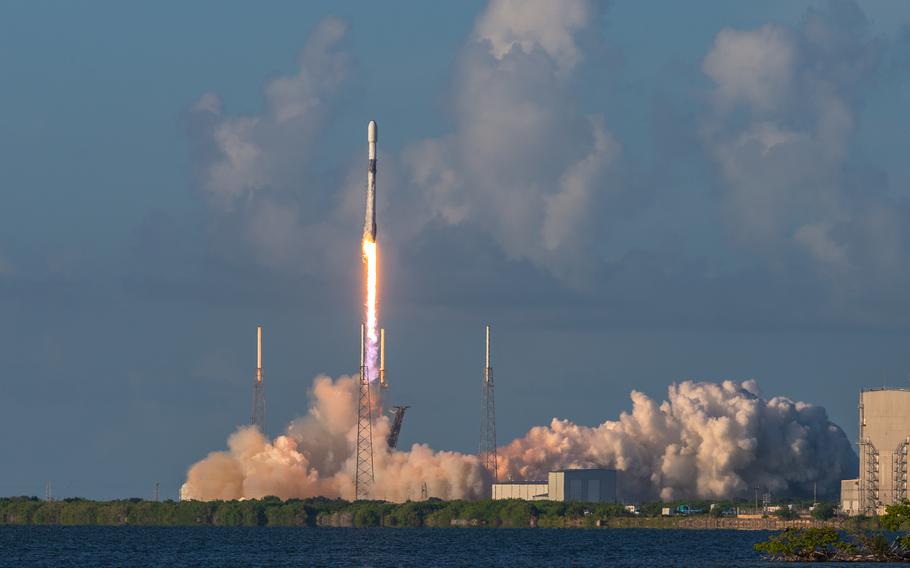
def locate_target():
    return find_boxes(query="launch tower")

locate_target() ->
[479,324,498,483]
[355,324,375,499]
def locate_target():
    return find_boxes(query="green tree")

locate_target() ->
[810,502,835,521]
[775,506,798,520]
[881,501,910,531]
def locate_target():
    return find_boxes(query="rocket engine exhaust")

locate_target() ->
[362,120,380,382]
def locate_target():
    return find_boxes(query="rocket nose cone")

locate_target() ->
[368,120,377,143]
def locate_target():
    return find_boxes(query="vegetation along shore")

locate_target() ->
[1,496,844,529]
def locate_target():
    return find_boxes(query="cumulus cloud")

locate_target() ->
[700,0,908,285]
[182,376,855,502]
[474,0,592,71]
[186,1,621,288]
[399,0,620,285]
[187,18,353,273]
[196,18,348,208]
[703,25,797,112]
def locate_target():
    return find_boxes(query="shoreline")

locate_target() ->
[1,497,846,530]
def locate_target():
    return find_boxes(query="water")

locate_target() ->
[0,527,884,567]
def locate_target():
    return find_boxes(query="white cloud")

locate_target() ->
[195,18,350,211]
[188,18,353,274]
[401,0,620,284]
[474,0,591,71]
[697,2,910,323]
[794,223,849,268]
[703,25,797,112]
[700,6,901,273]
[189,6,620,285]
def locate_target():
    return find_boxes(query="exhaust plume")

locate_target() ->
[499,379,856,500]
[181,375,486,501]
[181,377,856,502]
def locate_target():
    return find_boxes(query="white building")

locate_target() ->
[492,468,617,503]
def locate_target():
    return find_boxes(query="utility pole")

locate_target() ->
[155,482,160,502]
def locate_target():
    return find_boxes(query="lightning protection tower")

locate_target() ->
[251,325,266,430]
[355,324,375,499]
[479,324,498,484]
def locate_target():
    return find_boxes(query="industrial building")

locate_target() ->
[492,468,617,502]
[841,389,910,515]
[491,481,549,501]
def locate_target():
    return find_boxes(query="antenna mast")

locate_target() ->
[479,324,498,484]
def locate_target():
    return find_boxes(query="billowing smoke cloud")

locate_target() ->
[183,376,855,502]
[181,375,486,502]
[500,379,856,500]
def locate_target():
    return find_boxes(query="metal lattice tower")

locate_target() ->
[251,325,266,430]
[479,324,498,483]
[355,324,375,499]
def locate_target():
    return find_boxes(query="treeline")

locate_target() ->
[0,496,838,528]
[1,497,637,527]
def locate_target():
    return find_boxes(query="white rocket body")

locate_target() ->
[364,120,378,240]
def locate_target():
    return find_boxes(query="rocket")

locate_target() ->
[363,120,378,240]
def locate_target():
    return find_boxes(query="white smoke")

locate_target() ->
[182,376,855,502]
[180,375,486,502]
[500,379,856,500]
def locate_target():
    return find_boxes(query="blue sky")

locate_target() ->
[2,0,910,499]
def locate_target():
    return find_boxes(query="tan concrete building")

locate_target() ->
[841,389,910,515]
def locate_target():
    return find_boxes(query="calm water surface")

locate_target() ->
[0,526,886,567]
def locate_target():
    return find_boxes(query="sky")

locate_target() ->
[1,0,910,500]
